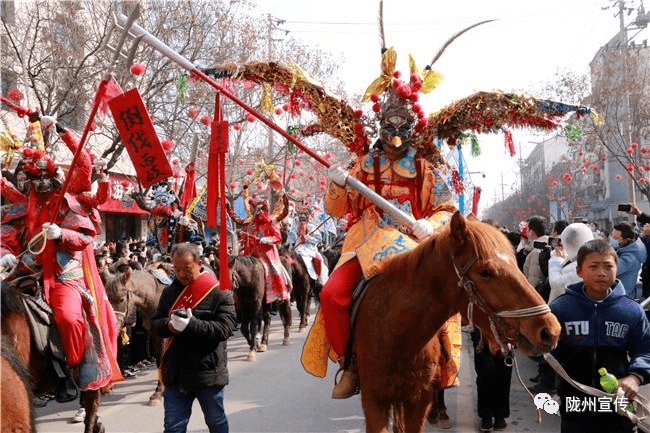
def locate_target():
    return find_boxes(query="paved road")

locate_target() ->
[35,303,563,433]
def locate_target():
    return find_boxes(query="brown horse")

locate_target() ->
[1,284,104,433]
[104,265,167,406]
[1,341,35,433]
[353,212,561,433]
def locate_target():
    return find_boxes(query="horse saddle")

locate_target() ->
[21,293,79,402]
[343,276,377,369]
[21,294,67,369]
[150,269,173,286]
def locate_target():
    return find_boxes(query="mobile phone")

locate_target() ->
[533,240,547,249]
[172,309,188,318]
[618,204,632,212]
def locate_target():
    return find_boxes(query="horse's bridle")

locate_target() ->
[451,252,551,356]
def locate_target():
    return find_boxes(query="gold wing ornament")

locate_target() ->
[207,62,369,155]
[413,91,600,160]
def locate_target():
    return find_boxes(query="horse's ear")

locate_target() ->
[450,211,468,245]
[119,266,132,286]
[467,213,479,222]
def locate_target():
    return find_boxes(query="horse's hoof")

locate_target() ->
[298,325,307,332]
[258,343,267,352]
[94,420,106,433]
[282,337,290,346]
[436,416,452,430]
[247,350,257,362]
[148,393,162,407]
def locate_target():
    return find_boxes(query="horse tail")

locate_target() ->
[392,404,405,432]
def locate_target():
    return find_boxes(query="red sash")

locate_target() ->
[168,271,219,314]
[159,272,219,385]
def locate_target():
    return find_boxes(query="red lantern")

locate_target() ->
[233,123,242,131]
[246,114,256,122]
[188,108,199,119]
[295,160,302,167]
[256,182,264,190]
[632,142,639,148]
[616,175,623,180]
[162,139,174,152]
[200,115,211,126]
[246,169,254,175]
[274,107,283,115]
[229,181,237,189]
[130,63,146,76]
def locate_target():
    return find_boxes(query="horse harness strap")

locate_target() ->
[451,252,551,354]
[343,276,376,370]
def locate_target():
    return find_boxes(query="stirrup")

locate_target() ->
[332,367,359,399]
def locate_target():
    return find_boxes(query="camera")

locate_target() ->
[618,203,632,212]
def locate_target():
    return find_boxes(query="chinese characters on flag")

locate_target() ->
[108,88,173,188]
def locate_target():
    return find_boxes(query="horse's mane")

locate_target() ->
[382,216,513,275]
[0,286,27,316]
[1,341,31,385]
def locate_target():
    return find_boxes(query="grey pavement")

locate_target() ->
[34,302,567,433]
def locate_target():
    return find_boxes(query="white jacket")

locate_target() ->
[548,253,582,304]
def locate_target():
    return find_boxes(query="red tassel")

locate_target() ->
[504,130,515,157]
[451,169,464,195]
[472,187,481,216]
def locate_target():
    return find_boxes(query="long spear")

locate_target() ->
[113,11,416,229]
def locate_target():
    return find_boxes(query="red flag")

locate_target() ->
[94,76,123,121]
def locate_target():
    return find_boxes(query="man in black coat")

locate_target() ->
[152,242,237,433]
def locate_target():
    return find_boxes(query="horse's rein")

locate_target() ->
[450,252,551,354]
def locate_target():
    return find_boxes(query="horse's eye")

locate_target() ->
[478,269,492,278]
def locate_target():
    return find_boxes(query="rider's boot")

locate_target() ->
[55,362,79,403]
[332,357,358,399]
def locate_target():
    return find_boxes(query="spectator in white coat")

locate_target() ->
[548,223,594,304]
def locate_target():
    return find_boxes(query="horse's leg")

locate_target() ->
[148,334,164,406]
[361,395,390,433]
[259,303,270,352]
[400,396,431,433]
[280,299,291,345]
[82,389,104,433]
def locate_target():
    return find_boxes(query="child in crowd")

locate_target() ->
[550,239,650,432]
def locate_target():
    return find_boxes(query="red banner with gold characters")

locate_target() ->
[108,88,173,188]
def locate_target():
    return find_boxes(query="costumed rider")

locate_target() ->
[132,180,181,255]
[241,199,292,307]
[0,114,121,400]
[301,55,459,399]
[294,207,329,288]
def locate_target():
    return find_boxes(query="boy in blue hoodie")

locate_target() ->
[550,238,650,433]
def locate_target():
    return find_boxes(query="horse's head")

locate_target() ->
[104,266,136,330]
[444,211,560,357]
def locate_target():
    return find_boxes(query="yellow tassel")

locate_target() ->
[260,84,274,114]
[591,111,604,126]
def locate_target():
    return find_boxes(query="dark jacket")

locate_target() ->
[550,280,650,418]
[616,237,647,298]
[152,276,236,391]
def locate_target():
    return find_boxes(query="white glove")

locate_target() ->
[327,166,349,187]
[179,216,189,226]
[259,236,273,245]
[170,308,192,332]
[40,115,57,128]
[411,219,434,240]
[42,223,62,240]
[0,254,18,269]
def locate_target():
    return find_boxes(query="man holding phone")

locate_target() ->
[152,242,237,433]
